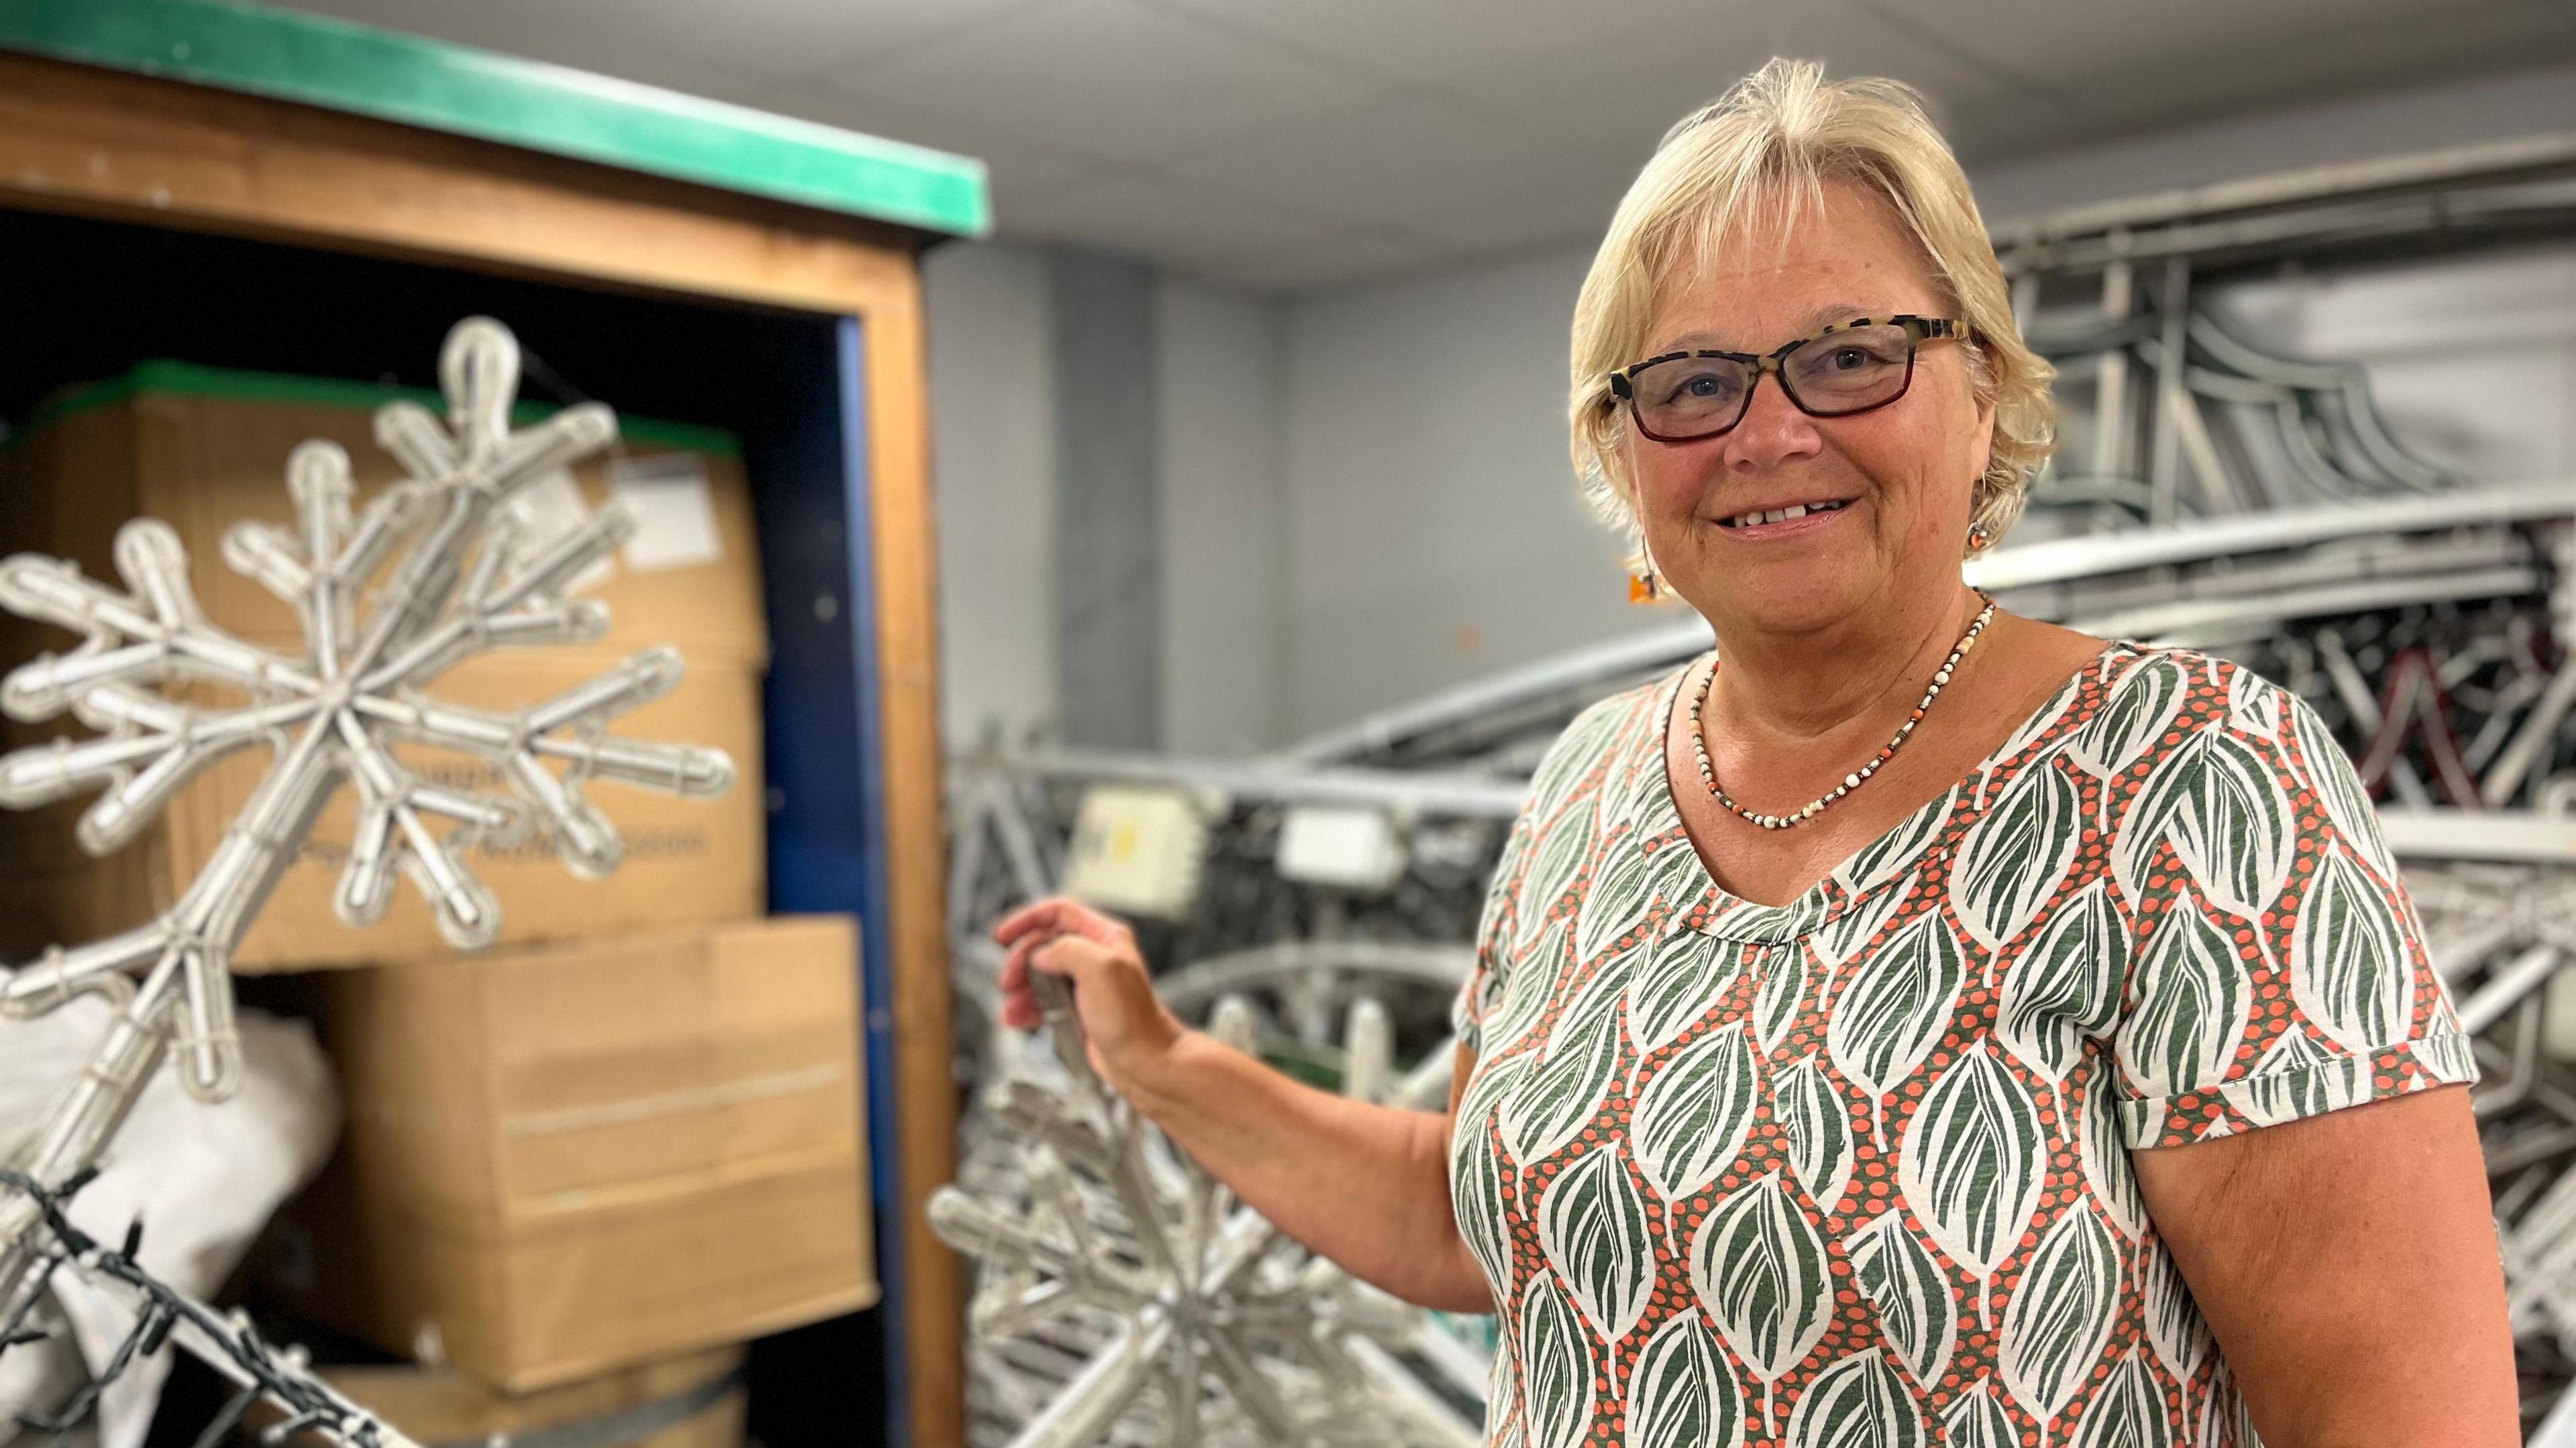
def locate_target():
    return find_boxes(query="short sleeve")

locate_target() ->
[1450,812,1534,1058]
[2112,677,2477,1148]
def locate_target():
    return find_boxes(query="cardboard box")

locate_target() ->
[260,1347,747,1448]
[267,916,875,1390]
[0,363,767,667]
[0,363,771,967]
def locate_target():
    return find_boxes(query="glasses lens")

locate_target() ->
[1629,356,1753,437]
[1782,323,1912,414]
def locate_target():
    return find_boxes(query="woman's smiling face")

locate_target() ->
[1624,178,1994,638]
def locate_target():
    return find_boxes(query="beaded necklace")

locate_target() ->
[1690,593,1997,830]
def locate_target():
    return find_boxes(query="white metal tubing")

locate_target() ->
[2378,810,2576,865]
[1988,131,2576,257]
[2093,249,2133,484]
[1968,483,2574,592]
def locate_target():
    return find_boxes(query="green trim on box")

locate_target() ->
[0,0,991,238]
[9,360,744,458]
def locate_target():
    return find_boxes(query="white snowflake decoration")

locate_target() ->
[931,991,1488,1448]
[0,317,733,1302]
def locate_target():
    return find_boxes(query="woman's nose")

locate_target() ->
[1721,373,1824,472]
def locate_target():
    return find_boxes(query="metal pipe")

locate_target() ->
[1988,131,2576,254]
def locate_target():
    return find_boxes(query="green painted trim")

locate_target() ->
[8,359,743,457]
[0,0,990,238]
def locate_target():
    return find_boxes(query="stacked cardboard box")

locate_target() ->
[0,366,875,1398]
[270,917,877,1389]
[252,1347,748,1448]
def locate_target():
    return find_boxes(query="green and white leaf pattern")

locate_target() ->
[2292,695,2398,881]
[2000,1201,2121,1427]
[1776,1053,1856,1213]
[1450,1085,1518,1292]
[2071,653,2186,781]
[1445,645,2457,1448]
[1547,947,1638,1064]
[1827,913,1966,1136]
[1836,793,1955,896]
[1483,1341,1522,1448]
[1816,873,1912,968]
[2224,1027,2343,1129]
[1939,1380,2018,1448]
[1537,1143,1658,1343]
[2118,902,2251,1105]
[1899,1040,2045,1280]
[2142,1241,2214,1386]
[1483,922,1567,1059]
[2070,1349,2178,1448]
[1846,1211,1957,1390]
[2291,841,2412,1056]
[1627,931,1733,1056]
[2225,667,2279,741]
[1517,793,1597,954]
[2114,724,2292,920]
[1501,1003,1623,1166]
[2192,1360,2259,1448]
[1782,1351,1923,1448]
[1528,698,1624,817]
[1578,842,1657,964]
[1953,762,2084,954]
[1754,942,1811,1054]
[1518,1274,1597,1448]
[1691,1173,1833,1384]
[1997,881,2127,1082]
[2059,1078,2141,1258]
[1623,1311,1743,1448]
[1631,1022,1763,1200]
[1458,1046,1533,1139]
[1998,674,2085,765]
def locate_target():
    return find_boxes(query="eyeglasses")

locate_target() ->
[1607,315,1970,443]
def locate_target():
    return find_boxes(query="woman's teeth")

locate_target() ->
[1721,499,1849,528]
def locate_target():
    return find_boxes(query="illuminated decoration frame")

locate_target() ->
[0,317,734,1447]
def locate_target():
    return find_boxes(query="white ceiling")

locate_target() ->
[276,0,2576,292]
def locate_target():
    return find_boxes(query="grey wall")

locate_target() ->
[927,244,1287,754]
[1049,251,1164,749]
[1278,247,1632,739]
[1159,282,1287,755]
[926,241,1055,750]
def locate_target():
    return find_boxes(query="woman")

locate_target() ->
[994,61,2515,1446]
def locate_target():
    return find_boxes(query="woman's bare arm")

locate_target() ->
[2131,1085,2514,1446]
[994,897,1493,1313]
[1118,1037,1492,1313]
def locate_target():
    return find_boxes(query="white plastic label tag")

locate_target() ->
[609,453,723,572]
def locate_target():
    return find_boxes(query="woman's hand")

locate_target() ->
[992,896,1189,1095]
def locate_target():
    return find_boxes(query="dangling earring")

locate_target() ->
[1629,539,1666,604]
[1967,525,1990,553]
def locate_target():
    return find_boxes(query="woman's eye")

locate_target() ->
[1686,376,1724,396]
[1833,347,1870,370]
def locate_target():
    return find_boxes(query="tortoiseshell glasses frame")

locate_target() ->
[1607,315,1970,443]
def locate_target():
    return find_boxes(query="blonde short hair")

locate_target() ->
[1569,59,2055,566]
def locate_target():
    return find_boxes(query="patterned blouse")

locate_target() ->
[1446,641,2475,1448]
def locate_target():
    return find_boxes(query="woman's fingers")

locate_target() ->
[992,895,1132,948]
[1030,933,1112,987]
[1000,933,1038,993]
[996,923,1125,1034]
